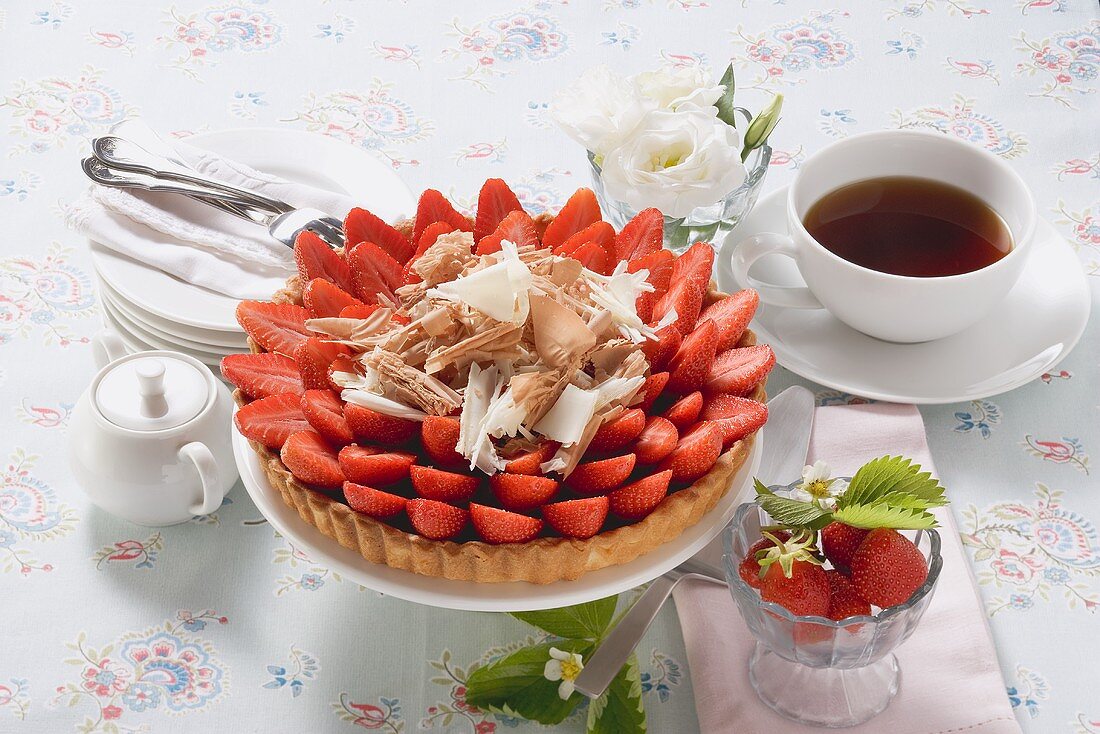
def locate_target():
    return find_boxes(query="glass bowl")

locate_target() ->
[588,141,771,254]
[722,487,942,728]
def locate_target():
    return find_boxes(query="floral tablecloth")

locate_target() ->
[1,1,1097,732]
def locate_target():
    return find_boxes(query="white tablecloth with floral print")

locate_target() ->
[1,1,1097,732]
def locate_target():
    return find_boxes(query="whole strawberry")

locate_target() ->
[761,559,830,617]
[825,569,872,621]
[849,528,928,608]
[820,522,869,572]
[737,530,791,589]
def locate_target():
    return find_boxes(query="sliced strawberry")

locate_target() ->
[413,189,471,242]
[667,319,718,394]
[475,209,539,255]
[294,230,354,293]
[542,188,601,250]
[490,473,559,511]
[343,482,408,519]
[303,278,365,318]
[628,249,674,323]
[235,394,310,449]
[590,409,646,453]
[347,242,401,304]
[556,220,616,256]
[700,394,768,448]
[294,337,350,391]
[280,430,345,488]
[569,241,611,275]
[542,496,609,539]
[300,389,354,446]
[504,441,560,475]
[420,415,464,468]
[401,261,423,286]
[640,324,682,372]
[344,207,413,264]
[633,416,679,464]
[615,208,664,261]
[658,421,723,482]
[662,391,703,430]
[703,345,776,396]
[236,301,311,356]
[338,445,416,486]
[410,465,479,503]
[635,371,669,413]
[220,352,304,400]
[344,403,417,445]
[651,277,704,336]
[412,221,456,262]
[339,303,382,320]
[699,289,759,352]
[565,454,636,495]
[329,356,360,386]
[470,503,543,544]
[674,242,715,287]
[608,470,672,520]
[407,498,468,540]
[474,178,523,242]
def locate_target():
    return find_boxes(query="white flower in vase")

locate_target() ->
[635,65,725,112]
[551,65,652,156]
[598,107,748,219]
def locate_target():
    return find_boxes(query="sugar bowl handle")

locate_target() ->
[179,442,224,516]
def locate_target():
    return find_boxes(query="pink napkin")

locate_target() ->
[672,403,1021,734]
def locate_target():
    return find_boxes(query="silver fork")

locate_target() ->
[81,157,346,248]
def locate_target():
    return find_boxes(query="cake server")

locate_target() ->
[573,385,816,699]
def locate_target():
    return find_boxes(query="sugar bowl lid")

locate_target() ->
[94,352,209,431]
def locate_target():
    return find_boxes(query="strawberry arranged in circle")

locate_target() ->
[566,454,636,495]
[704,345,776,396]
[589,409,646,453]
[633,416,679,465]
[615,208,664,262]
[221,352,304,400]
[667,319,718,393]
[658,421,722,482]
[470,503,543,544]
[343,482,408,519]
[295,338,350,391]
[490,473,559,511]
[475,209,539,255]
[629,249,674,323]
[608,470,672,520]
[295,230,354,293]
[235,393,311,449]
[237,301,311,356]
[543,496,609,539]
[474,178,523,243]
[661,391,702,430]
[303,278,365,319]
[569,241,611,275]
[413,188,471,243]
[503,441,559,475]
[344,403,417,445]
[280,430,345,488]
[411,465,480,503]
[541,187,601,249]
[338,445,416,486]
[556,220,615,257]
[407,499,468,540]
[420,415,465,468]
[700,394,768,448]
[849,528,928,608]
[300,389,354,446]
[635,371,669,413]
[348,242,402,305]
[345,207,414,264]
[641,324,682,372]
[700,289,759,352]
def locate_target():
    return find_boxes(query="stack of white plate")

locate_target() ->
[84,127,418,373]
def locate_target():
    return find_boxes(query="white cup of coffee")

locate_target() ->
[730,130,1036,343]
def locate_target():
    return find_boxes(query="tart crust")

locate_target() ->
[242,225,766,584]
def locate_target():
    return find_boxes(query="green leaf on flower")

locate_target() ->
[714,63,738,128]
[587,653,646,734]
[754,480,833,530]
[465,639,593,725]
[511,595,618,640]
[839,456,946,512]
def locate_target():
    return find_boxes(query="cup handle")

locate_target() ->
[730,232,823,310]
[179,442,224,516]
[92,329,128,369]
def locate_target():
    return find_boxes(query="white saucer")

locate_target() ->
[101,297,241,366]
[101,306,223,368]
[233,425,761,612]
[717,187,1090,404]
[89,128,416,332]
[99,278,248,350]
[101,290,249,356]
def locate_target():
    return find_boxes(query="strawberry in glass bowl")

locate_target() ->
[722,457,946,727]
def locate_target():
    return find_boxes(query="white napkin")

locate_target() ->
[65,120,362,300]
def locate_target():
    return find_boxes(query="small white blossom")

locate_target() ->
[543,647,584,700]
[791,460,847,509]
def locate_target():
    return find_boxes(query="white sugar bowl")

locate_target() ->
[69,331,238,526]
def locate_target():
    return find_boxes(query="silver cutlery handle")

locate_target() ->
[93,136,294,214]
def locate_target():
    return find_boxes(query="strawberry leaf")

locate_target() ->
[754,480,832,530]
[511,596,619,640]
[714,63,738,128]
[465,640,591,725]
[831,503,937,530]
[838,456,946,512]
[587,653,645,734]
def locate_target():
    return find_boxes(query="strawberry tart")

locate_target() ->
[222,179,774,584]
